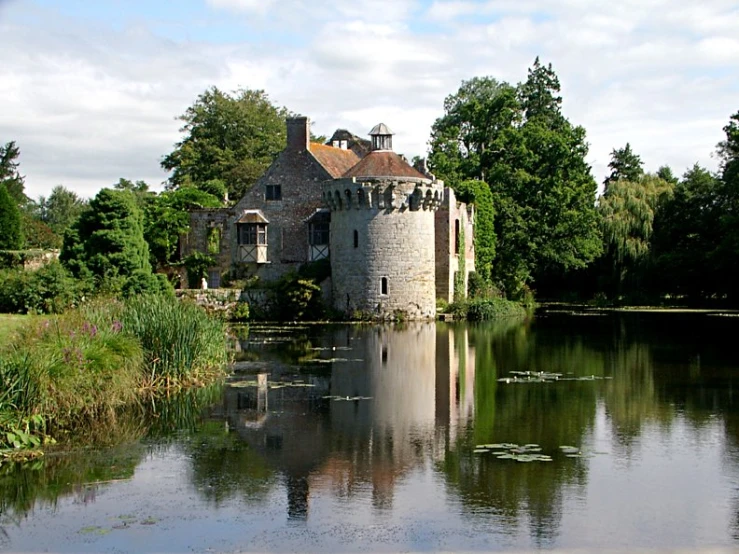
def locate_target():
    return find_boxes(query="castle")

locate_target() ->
[181,117,475,319]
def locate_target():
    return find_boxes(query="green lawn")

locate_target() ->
[0,314,37,344]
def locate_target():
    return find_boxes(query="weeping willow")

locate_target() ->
[598,175,673,295]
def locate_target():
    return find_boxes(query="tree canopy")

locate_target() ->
[144,186,222,269]
[429,58,601,298]
[603,143,644,192]
[0,141,27,205]
[0,182,23,250]
[60,188,153,287]
[162,87,289,201]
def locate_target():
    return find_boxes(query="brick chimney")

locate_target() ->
[286,116,310,152]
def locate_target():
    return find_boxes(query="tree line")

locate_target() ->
[1,61,737,305]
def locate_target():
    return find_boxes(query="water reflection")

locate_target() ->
[5,311,739,551]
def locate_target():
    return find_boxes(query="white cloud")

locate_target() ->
[205,0,275,14]
[0,0,737,199]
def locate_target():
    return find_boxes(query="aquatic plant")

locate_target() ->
[117,294,228,383]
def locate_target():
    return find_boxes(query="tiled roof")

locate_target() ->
[309,143,360,178]
[342,151,427,180]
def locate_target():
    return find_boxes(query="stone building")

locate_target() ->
[181,117,475,318]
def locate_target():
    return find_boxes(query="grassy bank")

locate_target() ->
[0,314,39,344]
[0,295,229,452]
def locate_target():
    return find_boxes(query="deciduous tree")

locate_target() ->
[429,60,601,298]
[162,87,289,201]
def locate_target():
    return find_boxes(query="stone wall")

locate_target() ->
[324,177,443,319]
[231,147,332,282]
[435,188,476,303]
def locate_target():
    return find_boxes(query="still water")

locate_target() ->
[2,310,739,552]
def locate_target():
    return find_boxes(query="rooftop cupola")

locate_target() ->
[369,123,393,152]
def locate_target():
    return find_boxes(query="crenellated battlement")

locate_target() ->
[322,177,444,213]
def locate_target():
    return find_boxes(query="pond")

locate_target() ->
[2,309,739,552]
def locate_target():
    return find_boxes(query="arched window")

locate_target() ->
[353,230,359,248]
[381,277,388,295]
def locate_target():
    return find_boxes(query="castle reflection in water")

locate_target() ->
[215,324,476,520]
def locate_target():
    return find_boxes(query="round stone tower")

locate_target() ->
[322,124,444,319]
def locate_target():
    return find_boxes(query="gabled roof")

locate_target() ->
[342,151,427,180]
[309,143,361,178]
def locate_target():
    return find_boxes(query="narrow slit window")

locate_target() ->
[454,219,460,254]
[353,230,359,248]
[381,277,388,295]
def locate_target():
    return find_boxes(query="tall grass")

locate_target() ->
[117,295,228,383]
[1,313,142,430]
[1,294,228,449]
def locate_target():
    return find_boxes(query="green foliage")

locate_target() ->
[162,87,289,200]
[0,141,26,205]
[143,186,222,269]
[468,271,502,299]
[597,173,674,297]
[0,295,228,450]
[454,223,466,301]
[604,143,644,191]
[228,301,250,322]
[429,59,601,299]
[35,186,88,237]
[121,269,173,298]
[116,295,228,381]
[715,110,739,301]
[297,258,332,282]
[0,183,23,249]
[447,297,527,321]
[20,212,61,249]
[60,188,153,292]
[651,164,721,300]
[455,179,495,282]
[0,262,83,314]
[183,252,215,289]
[0,311,143,431]
[269,273,323,321]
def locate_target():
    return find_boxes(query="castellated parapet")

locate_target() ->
[322,176,444,320]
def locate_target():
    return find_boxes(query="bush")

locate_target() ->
[121,269,174,298]
[447,298,527,321]
[468,271,502,299]
[261,272,324,321]
[183,252,215,289]
[228,301,250,322]
[0,262,83,314]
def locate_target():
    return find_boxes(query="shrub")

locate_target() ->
[447,298,527,321]
[468,271,502,299]
[0,262,82,314]
[266,272,324,321]
[183,252,215,289]
[229,301,250,322]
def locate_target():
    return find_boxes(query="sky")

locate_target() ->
[1,0,738,199]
